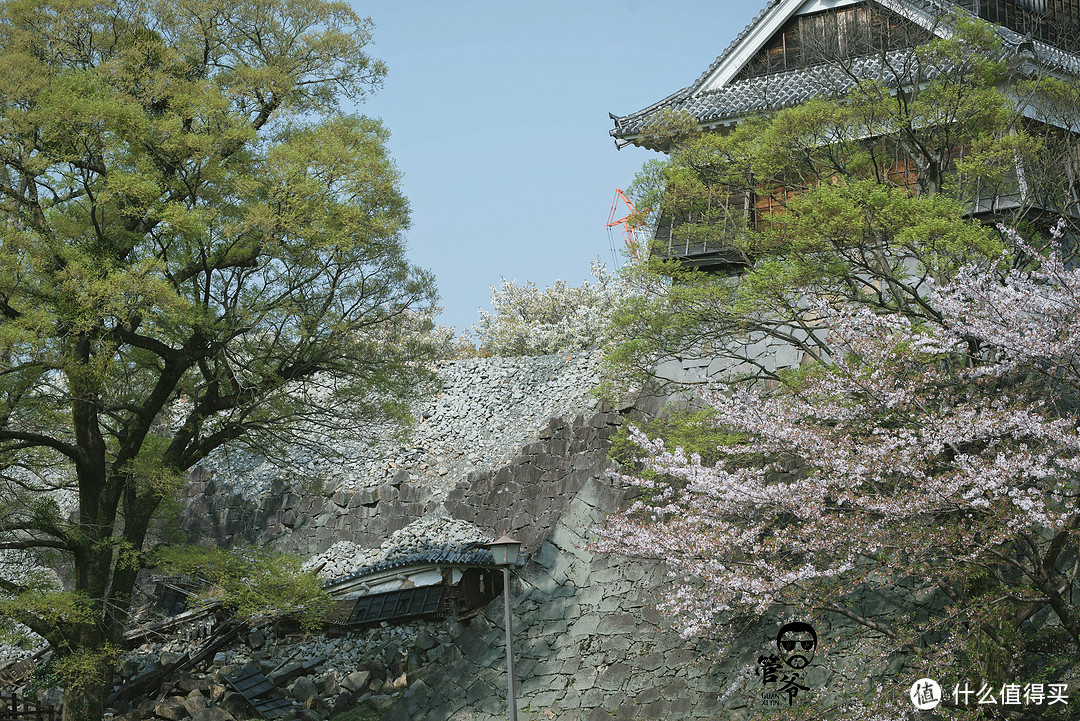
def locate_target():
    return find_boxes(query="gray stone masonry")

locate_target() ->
[178,354,611,575]
[178,407,620,574]
[381,476,728,721]
[443,410,617,551]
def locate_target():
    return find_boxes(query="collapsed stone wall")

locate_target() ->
[179,353,604,572]
[176,350,743,719]
[179,348,921,720]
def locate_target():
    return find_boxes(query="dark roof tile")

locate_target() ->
[322,543,508,589]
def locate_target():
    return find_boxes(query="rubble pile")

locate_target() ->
[303,514,489,580]
[208,352,601,501]
[98,616,457,721]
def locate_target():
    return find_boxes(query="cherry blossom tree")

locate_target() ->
[475,260,632,356]
[600,222,1080,713]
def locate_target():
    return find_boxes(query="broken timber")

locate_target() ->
[224,654,325,720]
[108,620,247,707]
[223,666,292,720]
[122,602,223,649]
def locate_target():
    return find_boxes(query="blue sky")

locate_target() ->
[349,1,759,333]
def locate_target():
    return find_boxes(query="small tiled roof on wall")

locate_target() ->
[322,543,498,589]
[609,0,1080,148]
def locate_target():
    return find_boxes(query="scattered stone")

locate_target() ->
[153,696,188,721]
[289,675,318,703]
[158,651,184,669]
[269,661,304,685]
[320,671,339,696]
[220,692,250,719]
[182,689,208,716]
[412,630,437,652]
[340,670,371,693]
[246,629,266,650]
[329,691,355,716]
[199,353,601,512]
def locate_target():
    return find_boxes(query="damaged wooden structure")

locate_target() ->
[323,544,505,628]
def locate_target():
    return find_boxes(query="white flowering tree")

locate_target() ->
[475,260,631,356]
[600,223,1080,716]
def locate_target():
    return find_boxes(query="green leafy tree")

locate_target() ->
[155,545,331,631]
[0,0,436,717]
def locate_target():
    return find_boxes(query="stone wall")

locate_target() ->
[178,353,607,572]
[179,403,620,574]
[383,476,729,721]
[443,410,617,551]
[652,331,809,387]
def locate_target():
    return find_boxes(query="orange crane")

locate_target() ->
[606,189,647,262]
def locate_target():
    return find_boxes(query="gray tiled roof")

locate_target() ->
[612,51,930,139]
[322,543,501,589]
[610,0,1080,145]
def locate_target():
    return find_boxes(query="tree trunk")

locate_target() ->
[60,488,130,721]
[58,637,114,721]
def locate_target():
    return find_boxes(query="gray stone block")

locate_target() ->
[562,604,601,632]
[599,635,632,653]
[596,662,633,691]
[585,705,616,721]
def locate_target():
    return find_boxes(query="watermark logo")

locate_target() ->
[755,622,817,708]
[953,682,1068,707]
[908,679,1071,709]
[776,621,817,670]
[910,678,942,710]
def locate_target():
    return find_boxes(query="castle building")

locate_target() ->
[609,0,1080,271]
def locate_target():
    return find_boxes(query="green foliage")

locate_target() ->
[637,108,701,150]
[0,0,435,716]
[25,657,60,696]
[0,586,95,650]
[154,545,331,631]
[610,405,742,470]
[602,12,1080,719]
[54,644,120,696]
[330,705,383,721]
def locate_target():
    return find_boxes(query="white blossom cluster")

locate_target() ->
[600,225,1080,677]
[474,259,634,356]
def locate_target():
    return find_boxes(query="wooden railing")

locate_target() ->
[0,693,57,721]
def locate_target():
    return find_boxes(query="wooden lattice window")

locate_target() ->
[735,5,915,80]
[957,0,1080,50]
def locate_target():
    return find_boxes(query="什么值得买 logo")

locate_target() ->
[909,678,1070,709]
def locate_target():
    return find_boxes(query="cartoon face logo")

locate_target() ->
[776,622,817,670]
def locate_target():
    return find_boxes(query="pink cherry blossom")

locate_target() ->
[599,223,1080,701]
